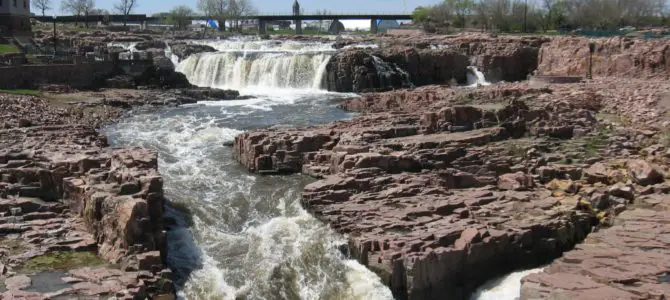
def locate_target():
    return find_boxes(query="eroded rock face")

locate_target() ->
[521,201,670,299]
[324,49,414,93]
[234,82,612,298]
[0,93,180,299]
[538,37,670,79]
[168,42,217,61]
[374,47,469,86]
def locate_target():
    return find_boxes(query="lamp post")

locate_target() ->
[52,15,57,57]
[588,40,595,80]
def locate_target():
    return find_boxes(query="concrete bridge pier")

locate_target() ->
[295,19,302,35]
[258,19,267,35]
[371,19,378,34]
[329,18,341,35]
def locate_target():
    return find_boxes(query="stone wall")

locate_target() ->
[0,14,31,36]
[0,62,116,89]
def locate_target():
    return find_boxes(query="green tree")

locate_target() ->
[412,6,430,23]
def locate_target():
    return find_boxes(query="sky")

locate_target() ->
[43,0,439,16]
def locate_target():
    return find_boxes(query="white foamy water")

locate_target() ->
[176,39,335,90]
[467,66,491,87]
[103,55,392,299]
[470,268,544,300]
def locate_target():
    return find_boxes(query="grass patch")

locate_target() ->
[0,89,42,97]
[582,124,612,157]
[0,44,20,54]
[596,112,629,125]
[19,252,106,273]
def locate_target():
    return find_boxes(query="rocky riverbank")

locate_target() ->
[0,85,244,299]
[233,76,670,299]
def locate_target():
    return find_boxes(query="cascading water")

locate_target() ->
[103,39,394,300]
[370,55,414,90]
[176,40,335,90]
[467,66,491,87]
[164,43,181,66]
[470,268,544,300]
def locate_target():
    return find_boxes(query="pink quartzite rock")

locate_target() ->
[498,172,535,191]
[627,159,663,186]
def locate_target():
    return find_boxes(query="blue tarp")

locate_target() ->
[207,19,219,29]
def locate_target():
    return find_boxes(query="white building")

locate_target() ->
[0,0,31,37]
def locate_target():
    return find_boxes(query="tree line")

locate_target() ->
[31,0,256,31]
[160,0,256,31]
[413,0,670,33]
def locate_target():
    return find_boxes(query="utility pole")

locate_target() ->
[588,40,595,80]
[523,0,528,33]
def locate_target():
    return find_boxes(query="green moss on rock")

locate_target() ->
[20,252,106,273]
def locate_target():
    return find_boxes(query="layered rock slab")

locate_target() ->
[234,93,606,299]
[521,206,670,300]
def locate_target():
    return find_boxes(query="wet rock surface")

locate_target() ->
[234,75,670,299]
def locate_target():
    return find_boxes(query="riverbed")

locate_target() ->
[102,39,528,300]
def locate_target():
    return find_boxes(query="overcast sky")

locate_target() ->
[42,0,439,16]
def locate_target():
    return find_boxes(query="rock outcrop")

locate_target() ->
[537,37,670,79]
[374,47,469,86]
[233,80,625,299]
[0,88,249,298]
[324,35,546,92]
[324,49,414,93]
[168,42,217,61]
[521,157,670,299]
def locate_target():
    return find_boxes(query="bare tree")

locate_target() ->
[114,0,137,27]
[168,5,195,30]
[62,0,95,26]
[33,0,52,16]
[447,0,474,28]
[228,0,255,31]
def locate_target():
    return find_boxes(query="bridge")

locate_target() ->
[253,14,412,34]
[32,13,413,34]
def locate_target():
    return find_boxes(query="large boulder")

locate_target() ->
[627,159,664,186]
[323,49,414,93]
[134,40,166,51]
[498,172,535,191]
[169,43,216,61]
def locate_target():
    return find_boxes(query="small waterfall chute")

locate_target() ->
[370,55,415,90]
[466,66,491,87]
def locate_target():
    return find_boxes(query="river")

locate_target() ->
[102,39,529,300]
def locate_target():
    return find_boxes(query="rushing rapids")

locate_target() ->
[101,39,535,300]
[103,39,394,300]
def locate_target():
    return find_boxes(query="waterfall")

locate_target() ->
[164,43,181,66]
[467,66,491,87]
[470,268,544,300]
[176,40,335,90]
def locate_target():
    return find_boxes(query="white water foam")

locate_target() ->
[470,268,544,300]
[177,52,332,90]
[104,80,391,300]
[467,66,491,87]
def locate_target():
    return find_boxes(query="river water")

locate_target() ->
[104,40,394,300]
[103,39,528,300]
